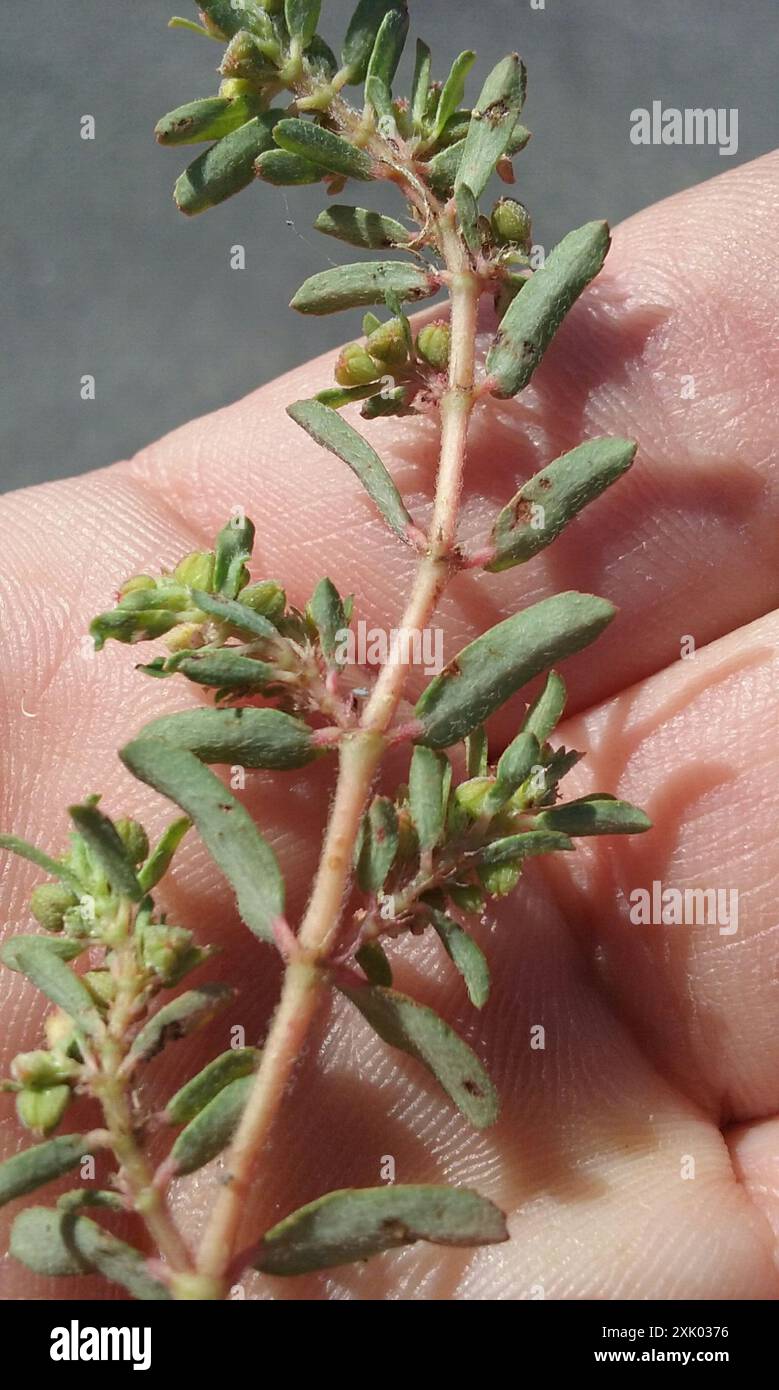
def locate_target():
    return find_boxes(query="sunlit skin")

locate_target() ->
[1,152,778,1299]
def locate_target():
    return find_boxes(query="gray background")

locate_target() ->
[1,0,776,493]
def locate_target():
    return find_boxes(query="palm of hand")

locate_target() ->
[1,154,778,1300]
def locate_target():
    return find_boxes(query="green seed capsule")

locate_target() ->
[365,317,408,367]
[239,581,286,623]
[491,197,532,249]
[11,1050,79,1089]
[29,884,78,933]
[415,320,451,370]
[174,549,216,591]
[16,1085,71,1136]
[334,343,382,387]
[83,970,116,1009]
[114,818,149,866]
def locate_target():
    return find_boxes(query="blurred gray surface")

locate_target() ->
[1,0,776,493]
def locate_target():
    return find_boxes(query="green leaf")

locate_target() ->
[284,0,320,47]
[426,122,531,196]
[128,984,234,1063]
[434,51,476,140]
[56,1188,125,1215]
[0,939,100,1034]
[455,181,480,256]
[170,1073,253,1175]
[474,829,573,866]
[428,910,490,1009]
[174,112,282,214]
[486,220,611,398]
[255,149,323,184]
[409,746,448,851]
[68,803,143,902]
[313,204,411,249]
[315,383,380,409]
[465,727,488,778]
[287,398,415,541]
[341,0,405,85]
[454,53,527,200]
[479,730,540,817]
[486,437,637,572]
[0,1135,91,1208]
[0,834,81,894]
[410,38,432,132]
[155,94,264,145]
[414,592,616,749]
[359,384,412,418]
[137,705,316,769]
[166,1047,261,1125]
[309,577,346,664]
[213,514,255,598]
[10,1207,171,1298]
[169,17,216,38]
[121,739,284,942]
[534,797,652,837]
[273,118,373,180]
[191,588,277,638]
[175,650,277,692]
[521,670,566,744]
[290,260,436,315]
[338,982,498,1127]
[199,1,274,41]
[364,4,409,123]
[356,796,398,893]
[306,33,338,76]
[355,939,393,987]
[254,1182,507,1275]
[137,817,191,893]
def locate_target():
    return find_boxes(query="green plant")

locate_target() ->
[0,0,650,1299]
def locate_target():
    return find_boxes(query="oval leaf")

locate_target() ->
[287,398,415,541]
[414,592,615,749]
[155,94,263,145]
[341,0,405,84]
[10,1206,171,1298]
[486,221,611,399]
[454,53,527,200]
[255,149,323,184]
[166,1047,261,1125]
[190,588,277,638]
[170,1073,253,1175]
[290,260,436,315]
[364,4,409,122]
[474,829,573,866]
[409,746,448,850]
[534,797,652,836]
[274,118,374,179]
[254,1183,507,1275]
[0,939,100,1035]
[68,803,143,902]
[0,1135,91,1208]
[356,796,399,893]
[121,739,284,942]
[355,939,393,987]
[137,817,191,893]
[129,984,233,1064]
[521,670,566,743]
[174,113,282,214]
[428,910,490,1009]
[337,982,498,1128]
[131,706,316,770]
[313,204,411,249]
[0,833,81,894]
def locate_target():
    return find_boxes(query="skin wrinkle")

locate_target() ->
[1,152,779,1298]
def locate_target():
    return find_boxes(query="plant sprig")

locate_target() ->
[0,0,651,1299]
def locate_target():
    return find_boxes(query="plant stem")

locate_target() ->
[194,213,480,1296]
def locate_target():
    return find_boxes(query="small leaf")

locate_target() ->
[56,1189,125,1214]
[0,1135,91,1208]
[360,384,412,418]
[309,577,346,665]
[135,706,317,769]
[284,0,320,47]
[191,588,277,638]
[410,38,432,131]
[426,122,530,196]
[486,220,611,399]
[455,181,480,255]
[341,0,403,83]
[170,1074,253,1175]
[356,797,398,893]
[486,437,637,571]
[521,670,566,744]
[254,1183,507,1275]
[290,260,436,315]
[479,731,540,817]
[0,939,100,1034]
[121,740,284,942]
[287,398,415,541]
[534,797,652,837]
[428,910,490,1009]
[434,51,476,140]
[465,727,488,778]
[273,118,373,180]
[364,4,409,123]
[168,16,216,38]
[255,149,322,184]
[315,382,380,409]
[313,204,411,249]
[137,817,191,893]
[155,94,264,145]
[128,984,234,1063]
[175,650,277,692]
[338,982,498,1127]
[68,803,143,902]
[0,833,81,894]
[474,829,573,866]
[166,1047,261,1125]
[355,939,393,987]
[455,53,527,200]
[199,1,273,41]
[10,1207,171,1298]
[213,514,256,598]
[174,112,282,214]
[409,746,448,850]
[414,592,616,749]
[0,935,83,969]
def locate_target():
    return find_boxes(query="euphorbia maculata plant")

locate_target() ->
[0,0,650,1299]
